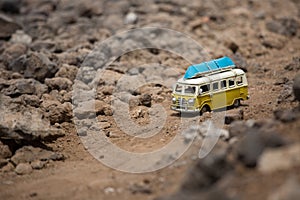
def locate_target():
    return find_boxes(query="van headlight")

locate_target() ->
[172,97,176,104]
[188,98,195,105]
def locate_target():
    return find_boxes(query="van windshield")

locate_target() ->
[175,84,196,95]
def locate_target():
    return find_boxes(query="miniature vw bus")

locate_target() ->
[171,57,249,114]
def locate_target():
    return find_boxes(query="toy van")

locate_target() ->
[171,57,249,114]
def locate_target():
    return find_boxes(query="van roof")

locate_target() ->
[184,57,235,79]
[177,68,245,85]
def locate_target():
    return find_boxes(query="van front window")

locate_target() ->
[184,86,196,94]
[174,84,196,95]
[175,85,183,93]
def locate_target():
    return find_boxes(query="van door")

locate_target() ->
[211,81,227,109]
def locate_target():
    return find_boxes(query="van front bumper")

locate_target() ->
[171,105,200,113]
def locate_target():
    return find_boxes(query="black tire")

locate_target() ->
[233,99,241,108]
[200,105,210,115]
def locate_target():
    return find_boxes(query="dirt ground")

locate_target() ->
[0,0,300,200]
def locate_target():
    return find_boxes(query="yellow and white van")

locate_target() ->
[171,57,249,114]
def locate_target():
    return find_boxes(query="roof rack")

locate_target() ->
[183,57,235,79]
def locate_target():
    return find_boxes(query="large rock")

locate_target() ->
[258,144,300,174]
[11,146,64,166]
[157,152,232,200]
[3,78,48,98]
[181,152,232,192]
[0,95,65,141]
[24,52,58,82]
[235,127,286,168]
[0,13,21,38]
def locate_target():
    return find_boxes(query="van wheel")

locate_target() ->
[200,105,210,115]
[233,99,240,108]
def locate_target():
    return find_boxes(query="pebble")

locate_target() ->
[124,12,138,24]
[15,163,33,175]
[10,30,32,45]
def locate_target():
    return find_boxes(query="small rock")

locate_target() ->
[124,12,138,24]
[97,122,111,130]
[285,57,300,71]
[0,13,21,38]
[232,53,247,72]
[31,40,56,51]
[266,18,299,37]
[24,52,58,82]
[0,158,8,168]
[224,41,239,53]
[258,144,300,174]
[41,100,73,124]
[0,140,12,159]
[129,183,152,194]
[10,30,32,45]
[8,54,27,72]
[260,32,286,49]
[1,162,14,172]
[139,94,152,107]
[229,120,253,138]
[15,163,33,175]
[293,73,300,101]
[274,77,289,86]
[116,75,146,94]
[104,187,115,195]
[254,10,265,19]
[20,94,40,107]
[1,43,27,68]
[55,64,78,82]
[11,146,64,166]
[277,82,294,104]
[74,100,97,119]
[31,160,46,170]
[274,109,297,123]
[45,77,73,91]
[225,109,244,124]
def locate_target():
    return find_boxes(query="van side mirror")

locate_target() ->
[198,88,203,95]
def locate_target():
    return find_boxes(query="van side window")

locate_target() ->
[236,76,243,85]
[221,80,227,89]
[200,84,210,93]
[212,82,219,91]
[229,79,235,87]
